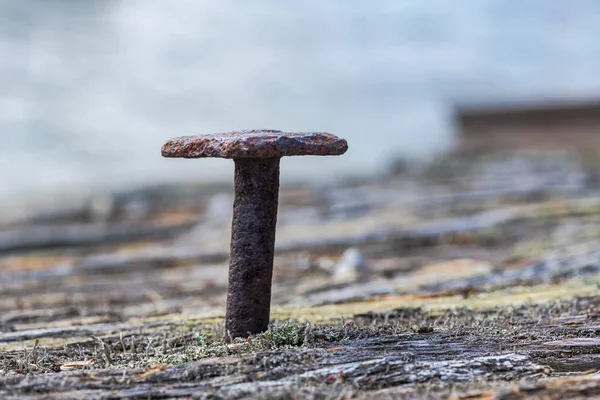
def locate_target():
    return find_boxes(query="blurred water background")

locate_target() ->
[1,0,600,197]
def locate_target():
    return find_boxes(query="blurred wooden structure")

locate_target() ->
[455,98,600,155]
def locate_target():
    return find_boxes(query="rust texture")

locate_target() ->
[161,130,348,159]
[161,128,348,341]
[225,158,280,341]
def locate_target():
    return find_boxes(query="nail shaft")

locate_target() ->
[225,157,280,340]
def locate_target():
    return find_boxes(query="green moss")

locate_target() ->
[143,331,216,366]
[257,322,306,347]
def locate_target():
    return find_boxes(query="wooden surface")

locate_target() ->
[2,156,600,399]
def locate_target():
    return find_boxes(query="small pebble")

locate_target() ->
[332,247,371,284]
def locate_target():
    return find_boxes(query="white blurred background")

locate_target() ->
[1,0,600,196]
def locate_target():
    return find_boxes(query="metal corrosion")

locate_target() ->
[161,130,348,159]
[225,158,280,339]
[161,129,348,342]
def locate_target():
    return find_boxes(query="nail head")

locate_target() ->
[161,130,348,159]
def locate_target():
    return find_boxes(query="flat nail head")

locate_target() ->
[161,129,348,159]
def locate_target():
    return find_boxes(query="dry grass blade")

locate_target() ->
[60,360,95,371]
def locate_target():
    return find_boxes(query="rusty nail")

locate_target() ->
[162,129,348,341]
